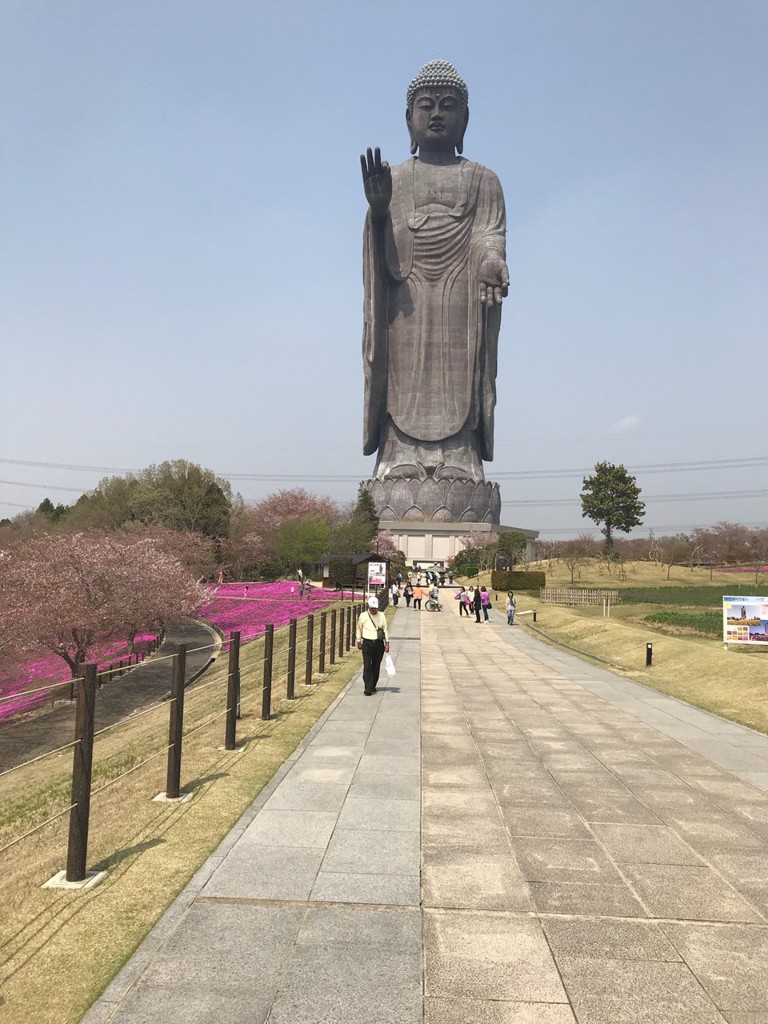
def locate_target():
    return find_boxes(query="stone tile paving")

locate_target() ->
[84,600,768,1024]
[420,605,768,1023]
[84,611,422,1024]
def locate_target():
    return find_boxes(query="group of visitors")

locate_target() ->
[391,580,439,610]
[356,581,517,696]
[454,587,516,625]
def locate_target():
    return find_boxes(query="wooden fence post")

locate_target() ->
[287,618,297,699]
[305,613,314,685]
[165,645,187,799]
[224,631,240,750]
[319,612,327,674]
[65,663,97,882]
[338,607,345,659]
[330,610,337,665]
[262,624,274,720]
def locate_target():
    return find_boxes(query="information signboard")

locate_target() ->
[367,561,387,587]
[723,596,768,647]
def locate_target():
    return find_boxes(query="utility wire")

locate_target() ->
[2,454,768,486]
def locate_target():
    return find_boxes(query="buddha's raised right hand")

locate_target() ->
[360,147,392,220]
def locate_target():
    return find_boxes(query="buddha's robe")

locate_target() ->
[362,156,506,470]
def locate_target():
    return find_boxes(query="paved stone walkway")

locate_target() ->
[84,604,768,1023]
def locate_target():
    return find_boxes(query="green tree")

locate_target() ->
[353,487,379,546]
[580,461,645,553]
[68,460,233,539]
[331,520,374,553]
[36,498,70,523]
[497,530,528,565]
[275,517,331,573]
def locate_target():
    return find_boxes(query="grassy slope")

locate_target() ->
[469,560,768,735]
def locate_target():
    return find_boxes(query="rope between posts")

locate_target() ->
[228,690,262,712]
[0,738,80,780]
[89,744,174,798]
[182,706,233,740]
[0,679,71,704]
[113,639,220,669]
[0,803,77,856]
[91,696,174,738]
[181,668,236,701]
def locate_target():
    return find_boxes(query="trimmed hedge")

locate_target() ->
[491,570,546,592]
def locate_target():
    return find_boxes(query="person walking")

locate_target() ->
[356,596,390,695]
[456,586,469,616]
[473,586,482,623]
[480,586,491,622]
[403,582,413,607]
[391,583,400,607]
[506,591,516,625]
[412,584,424,610]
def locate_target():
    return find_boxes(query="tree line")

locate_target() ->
[1,459,389,580]
[0,461,394,679]
[538,522,768,584]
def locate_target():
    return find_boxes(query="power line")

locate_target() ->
[2,454,768,483]
[502,489,768,508]
[0,479,85,493]
[494,457,768,480]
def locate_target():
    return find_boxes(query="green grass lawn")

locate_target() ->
[622,586,766,606]
[643,609,722,637]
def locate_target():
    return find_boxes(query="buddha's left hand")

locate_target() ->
[479,256,509,307]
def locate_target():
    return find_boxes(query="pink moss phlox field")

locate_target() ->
[1,583,359,723]
[197,582,362,649]
[0,632,156,722]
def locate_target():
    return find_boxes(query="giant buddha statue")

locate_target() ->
[360,60,508,523]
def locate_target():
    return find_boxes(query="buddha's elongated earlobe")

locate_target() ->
[457,105,469,155]
[406,108,418,155]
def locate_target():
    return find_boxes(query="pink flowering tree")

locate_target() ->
[0,531,206,676]
[120,522,218,581]
[110,533,208,649]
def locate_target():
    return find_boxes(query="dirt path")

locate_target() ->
[0,618,219,773]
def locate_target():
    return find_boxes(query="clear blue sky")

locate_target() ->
[2,0,766,537]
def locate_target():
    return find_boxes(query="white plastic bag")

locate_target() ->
[383,653,396,678]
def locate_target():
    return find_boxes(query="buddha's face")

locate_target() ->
[407,87,468,153]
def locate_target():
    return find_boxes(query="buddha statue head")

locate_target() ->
[406,60,469,156]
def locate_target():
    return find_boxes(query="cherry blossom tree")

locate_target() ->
[375,530,398,558]
[0,531,206,676]
[121,522,218,581]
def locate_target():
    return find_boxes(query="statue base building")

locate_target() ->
[361,475,501,524]
[378,519,538,568]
